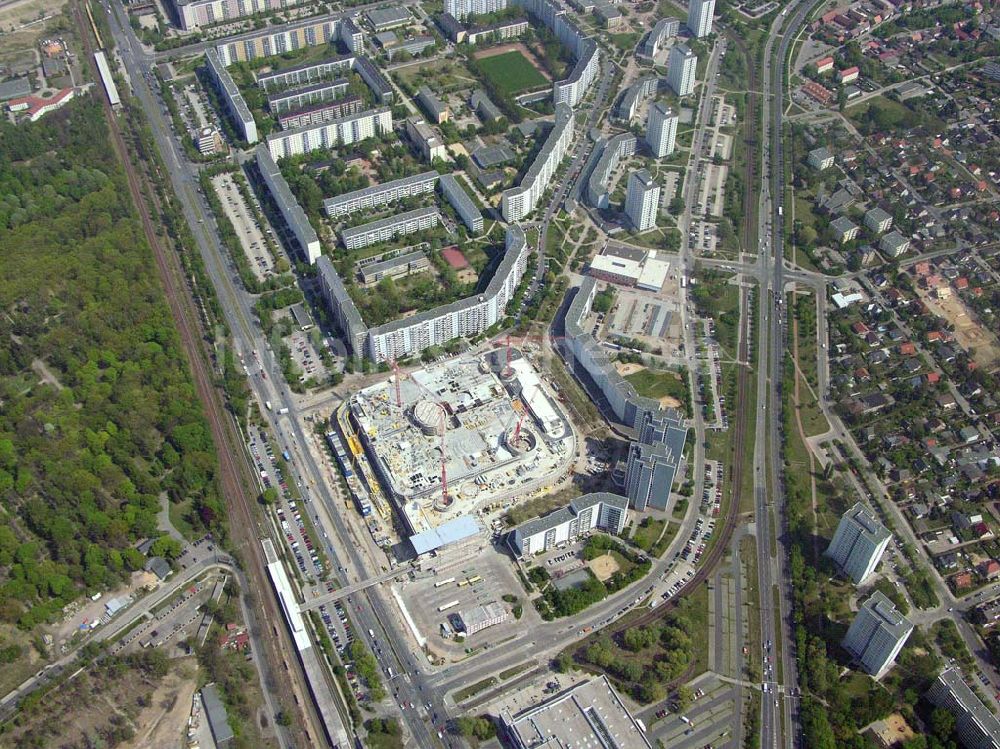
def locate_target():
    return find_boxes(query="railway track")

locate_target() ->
[72,4,326,744]
[594,35,759,642]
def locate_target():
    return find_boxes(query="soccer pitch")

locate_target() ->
[476,50,548,95]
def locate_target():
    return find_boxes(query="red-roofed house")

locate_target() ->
[925,371,940,385]
[7,87,76,122]
[981,560,1000,579]
[898,342,916,356]
[816,56,835,73]
[837,66,860,83]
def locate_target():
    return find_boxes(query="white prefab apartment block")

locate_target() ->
[340,206,440,250]
[625,169,660,232]
[646,102,678,157]
[323,171,439,218]
[842,590,913,678]
[255,146,321,264]
[825,502,890,584]
[927,668,1000,749]
[445,0,508,20]
[205,49,258,143]
[175,0,307,30]
[501,103,574,222]
[687,0,715,37]
[267,107,392,159]
[438,174,484,233]
[508,492,629,557]
[667,44,697,97]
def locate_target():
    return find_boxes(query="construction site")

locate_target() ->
[347,350,575,539]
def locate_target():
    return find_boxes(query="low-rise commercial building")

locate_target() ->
[457,602,508,634]
[359,250,430,285]
[364,6,411,31]
[201,684,235,748]
[406,117,447,162]
[501,675,651,749]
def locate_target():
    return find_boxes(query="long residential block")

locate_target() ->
[324,171,439,219]
[205,49,258,143]
[174,0,308,31]
[927,667,1000,749]
[257,55,354,93]
[586,132,637,209]
[215,16,351,65]
[365,226,529,361]
[319,226,529,361]
[340,206,440,250]
[267,79,351,115]
[255,145,321,263]
[438,174,483,233]
[512,0,599,108]
[501,103,574,222]
[276,95,363,130]
[266,107,392,159]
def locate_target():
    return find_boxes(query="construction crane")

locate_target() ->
[389,359,402,408]
[438,406,449,503]
[513,411,527,442]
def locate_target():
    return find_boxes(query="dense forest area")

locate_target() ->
[0,98,223,629]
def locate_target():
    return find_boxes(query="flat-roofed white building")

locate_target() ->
[507,492,628,557]
[340,206,440,250]
[324,171,439,218]
[501,674,651,748]
[267,107,392,159]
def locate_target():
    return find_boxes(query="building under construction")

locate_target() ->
[348,351,572,542]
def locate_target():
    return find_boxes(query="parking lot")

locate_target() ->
[398,551,526,656]
[212,173,277,284]
[283,327,327,384]
[644,672,738,748]
[249,429,326,584]
[689,220,719,256]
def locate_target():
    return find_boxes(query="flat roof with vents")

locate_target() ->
[501,674,651,748]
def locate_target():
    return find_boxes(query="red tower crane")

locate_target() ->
[513,410,526,442]
[389,359,402,408]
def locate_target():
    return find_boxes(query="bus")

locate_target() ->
[437,600,459,612]
[467,575,482,585]
[434,577,456,588]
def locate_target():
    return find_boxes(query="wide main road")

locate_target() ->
[754,0,825,746]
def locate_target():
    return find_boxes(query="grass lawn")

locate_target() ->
[610,32,641,51]
[632,517,667,553]
[168,497,198,541]
[505,485,583,527]
[476,51,548,94]
[626,368,689,413]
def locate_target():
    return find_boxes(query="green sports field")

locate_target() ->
[475,50,548,95]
